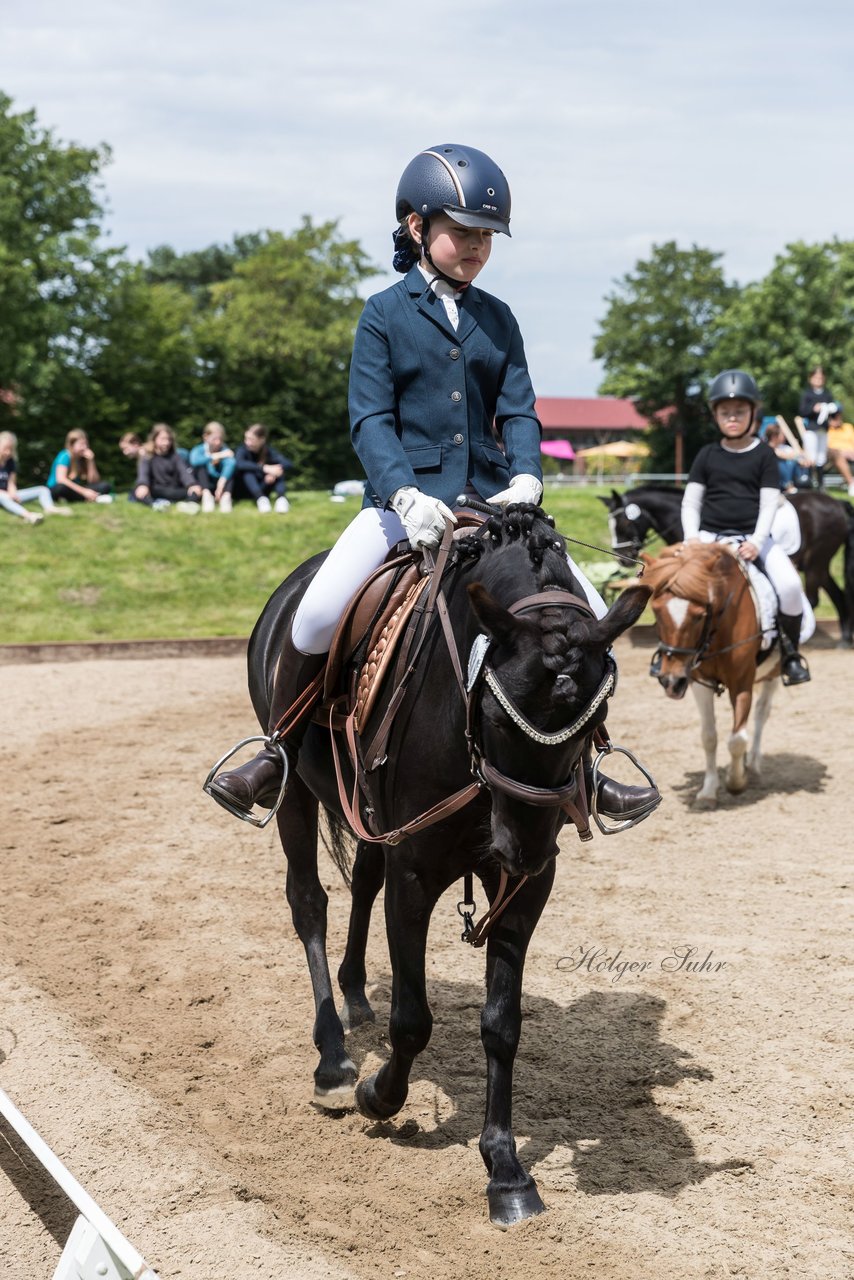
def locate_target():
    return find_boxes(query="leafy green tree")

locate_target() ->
[709,239,854,422]
[200,218,378,486]
[593,242,737,472]
[0,90,121,477]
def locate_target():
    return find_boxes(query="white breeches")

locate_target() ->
[292,506,608,655]
[698,530,803,616]
[803,428,827,467]
[0,485,54,519]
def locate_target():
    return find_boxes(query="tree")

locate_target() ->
[200,219,378,486]
[0,90,121,476]
[709,239,854,423]
[593,242,737,472]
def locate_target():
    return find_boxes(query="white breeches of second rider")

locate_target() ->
[698,530,803,616]
[292,506,608,655]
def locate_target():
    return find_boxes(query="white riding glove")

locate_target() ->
[485,473,544,508]
[816,400,837,426]
[389,486,457,549]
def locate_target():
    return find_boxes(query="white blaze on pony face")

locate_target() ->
[666,597,691,630]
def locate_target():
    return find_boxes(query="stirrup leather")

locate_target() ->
[203,733,290,829]
[590,743,661,835]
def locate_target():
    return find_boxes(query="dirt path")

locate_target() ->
[1,640,851,1279]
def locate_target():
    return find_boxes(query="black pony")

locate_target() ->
[601,484,854,647]
[239,508,649,1226]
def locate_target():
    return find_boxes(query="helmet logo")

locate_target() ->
[487,187,495,196]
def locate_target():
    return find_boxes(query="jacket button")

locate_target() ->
[453,434,464,445]
[449,347,460,360]
[451,390,462,402]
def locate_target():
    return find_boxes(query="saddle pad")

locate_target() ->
[353,576,430,731]
[744,563,816,645]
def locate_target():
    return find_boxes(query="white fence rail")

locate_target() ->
[0,1086,160,1280]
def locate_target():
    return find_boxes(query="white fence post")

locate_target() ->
[0,1086,160,1280]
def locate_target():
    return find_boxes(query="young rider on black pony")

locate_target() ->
[207,144,660,824]
[682,369,811,686]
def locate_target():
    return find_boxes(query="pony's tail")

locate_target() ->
[319,808,356,889]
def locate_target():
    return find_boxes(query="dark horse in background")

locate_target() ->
[601,485,854,647]
[242,508,649,1226]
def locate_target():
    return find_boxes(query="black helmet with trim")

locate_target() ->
[707,369,761,407]
[395,144,512,237]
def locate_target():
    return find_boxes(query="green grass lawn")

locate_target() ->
[2,486,844,643]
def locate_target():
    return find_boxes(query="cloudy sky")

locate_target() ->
[4,0,854,395]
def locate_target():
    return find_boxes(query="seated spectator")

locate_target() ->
[48,430,113,503]
[189,421,235,513]
[825,408,854,496]
[761,420,810,493]
[233,423,292,513]
[0,431,71,524]
[134,424,203,511]
[119,431,145,462]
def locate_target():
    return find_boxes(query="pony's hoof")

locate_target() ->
[340,998,376,1031]
[355,1074,402,1121]
[313,1081,357,1112]
[487,1182,546,1228]
[693,794,717,811]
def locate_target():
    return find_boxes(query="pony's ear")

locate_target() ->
[597,494,612,509]
[467,583,524,648]
[587,584,650,648]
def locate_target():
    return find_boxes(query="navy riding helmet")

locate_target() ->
[396,144,512,237]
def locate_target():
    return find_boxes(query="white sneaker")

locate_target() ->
[151,498,171,511]
[95,493,114,504]
[176,500,200,515]
[274,495,290,514]
[44,506,72,516]
[25,512,44,525]
[256,495,272,513]
[219,491,233,513]
[201,488,216,513]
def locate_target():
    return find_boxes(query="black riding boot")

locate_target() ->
[584,742,661,824]
[208,632,326,816]
[777,613,811,686]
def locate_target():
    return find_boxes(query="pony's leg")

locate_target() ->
[725,687,753,794]
[337,840,385,1029]
[355,851,443,1121]
[746,679,776,776]
[277,776,357,1109]
[479,862,555,1227]
[691,682,720,806]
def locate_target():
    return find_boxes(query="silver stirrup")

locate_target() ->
[590,743,660,835]
[203,734,290,829]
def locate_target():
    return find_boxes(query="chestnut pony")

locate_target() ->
[642,541,779,807]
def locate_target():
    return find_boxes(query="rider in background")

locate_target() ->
[208,143,660,825]
[682,370,811,686]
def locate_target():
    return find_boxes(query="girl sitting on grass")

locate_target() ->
[0,431,71,523]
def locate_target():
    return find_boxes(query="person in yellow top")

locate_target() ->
[825,408,854,496]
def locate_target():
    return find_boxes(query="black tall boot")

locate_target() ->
[584,738,661,826]
[777,613,810,686]
[208,631,326,817]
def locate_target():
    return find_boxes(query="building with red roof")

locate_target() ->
[535,397,651,450]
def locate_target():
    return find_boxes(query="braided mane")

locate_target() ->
[643,542,740,605]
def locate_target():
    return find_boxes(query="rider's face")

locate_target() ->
[409,212,493,284]
[713,398,753,438]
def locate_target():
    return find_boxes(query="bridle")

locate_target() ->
[650,566,762,692]
[611,500,682,559]
[463,591,616,810]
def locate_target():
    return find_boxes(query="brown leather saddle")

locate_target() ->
[319,512,486,733]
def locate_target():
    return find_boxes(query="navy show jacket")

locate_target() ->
[349,266,542,509]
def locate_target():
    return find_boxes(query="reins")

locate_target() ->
[326,518,617,945]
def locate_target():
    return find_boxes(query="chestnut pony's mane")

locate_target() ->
[642,542,742,606]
